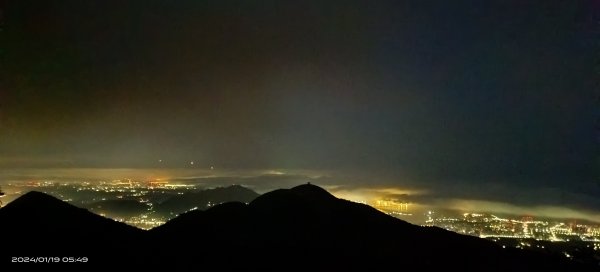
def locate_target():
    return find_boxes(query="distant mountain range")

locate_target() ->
[83,185,260,219]
[153,184,260,217]
[0,184,594,271]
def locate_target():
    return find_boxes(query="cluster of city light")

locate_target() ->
[123,216,167,230]
[2,179,201,229]
[424,212,600,242]
[5,180,600,243]
[372,199,412,216]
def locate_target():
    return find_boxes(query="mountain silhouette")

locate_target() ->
[154,185,260,217]
[0,185,595,271]
[151,184,593,271]
[0,191,145,263]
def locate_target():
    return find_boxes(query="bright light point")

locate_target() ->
[190,161,194,165]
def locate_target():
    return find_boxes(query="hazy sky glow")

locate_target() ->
[0,1,598,219]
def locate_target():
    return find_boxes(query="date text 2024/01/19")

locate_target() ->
[12,257,89,263]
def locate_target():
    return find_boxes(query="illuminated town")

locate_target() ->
[372,200,600,264]
[369,199,600,242]
[2,179,600,264]
[423,212,600,242]
[1,180,199,229]
[3,180,600,241]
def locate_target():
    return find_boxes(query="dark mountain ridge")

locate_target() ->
[0,191,145,263]
[154,184,260,217]
[0,185,594,271]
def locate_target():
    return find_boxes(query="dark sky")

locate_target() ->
[0,1,598,208]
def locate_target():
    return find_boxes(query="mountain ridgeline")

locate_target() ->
[0,184,593,271]
[83,185,260,219]
[154,184,260,217]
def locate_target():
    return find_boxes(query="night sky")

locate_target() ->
[0,1,598,214]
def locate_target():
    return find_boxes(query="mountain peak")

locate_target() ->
[249,183,336,210]
[21,190,55,198]
[2,191,71,211]
[290,183,336,200]
[19,190,54,199]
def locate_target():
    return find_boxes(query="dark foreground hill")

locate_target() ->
[0,185,595,271]
[0,191,146,263]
